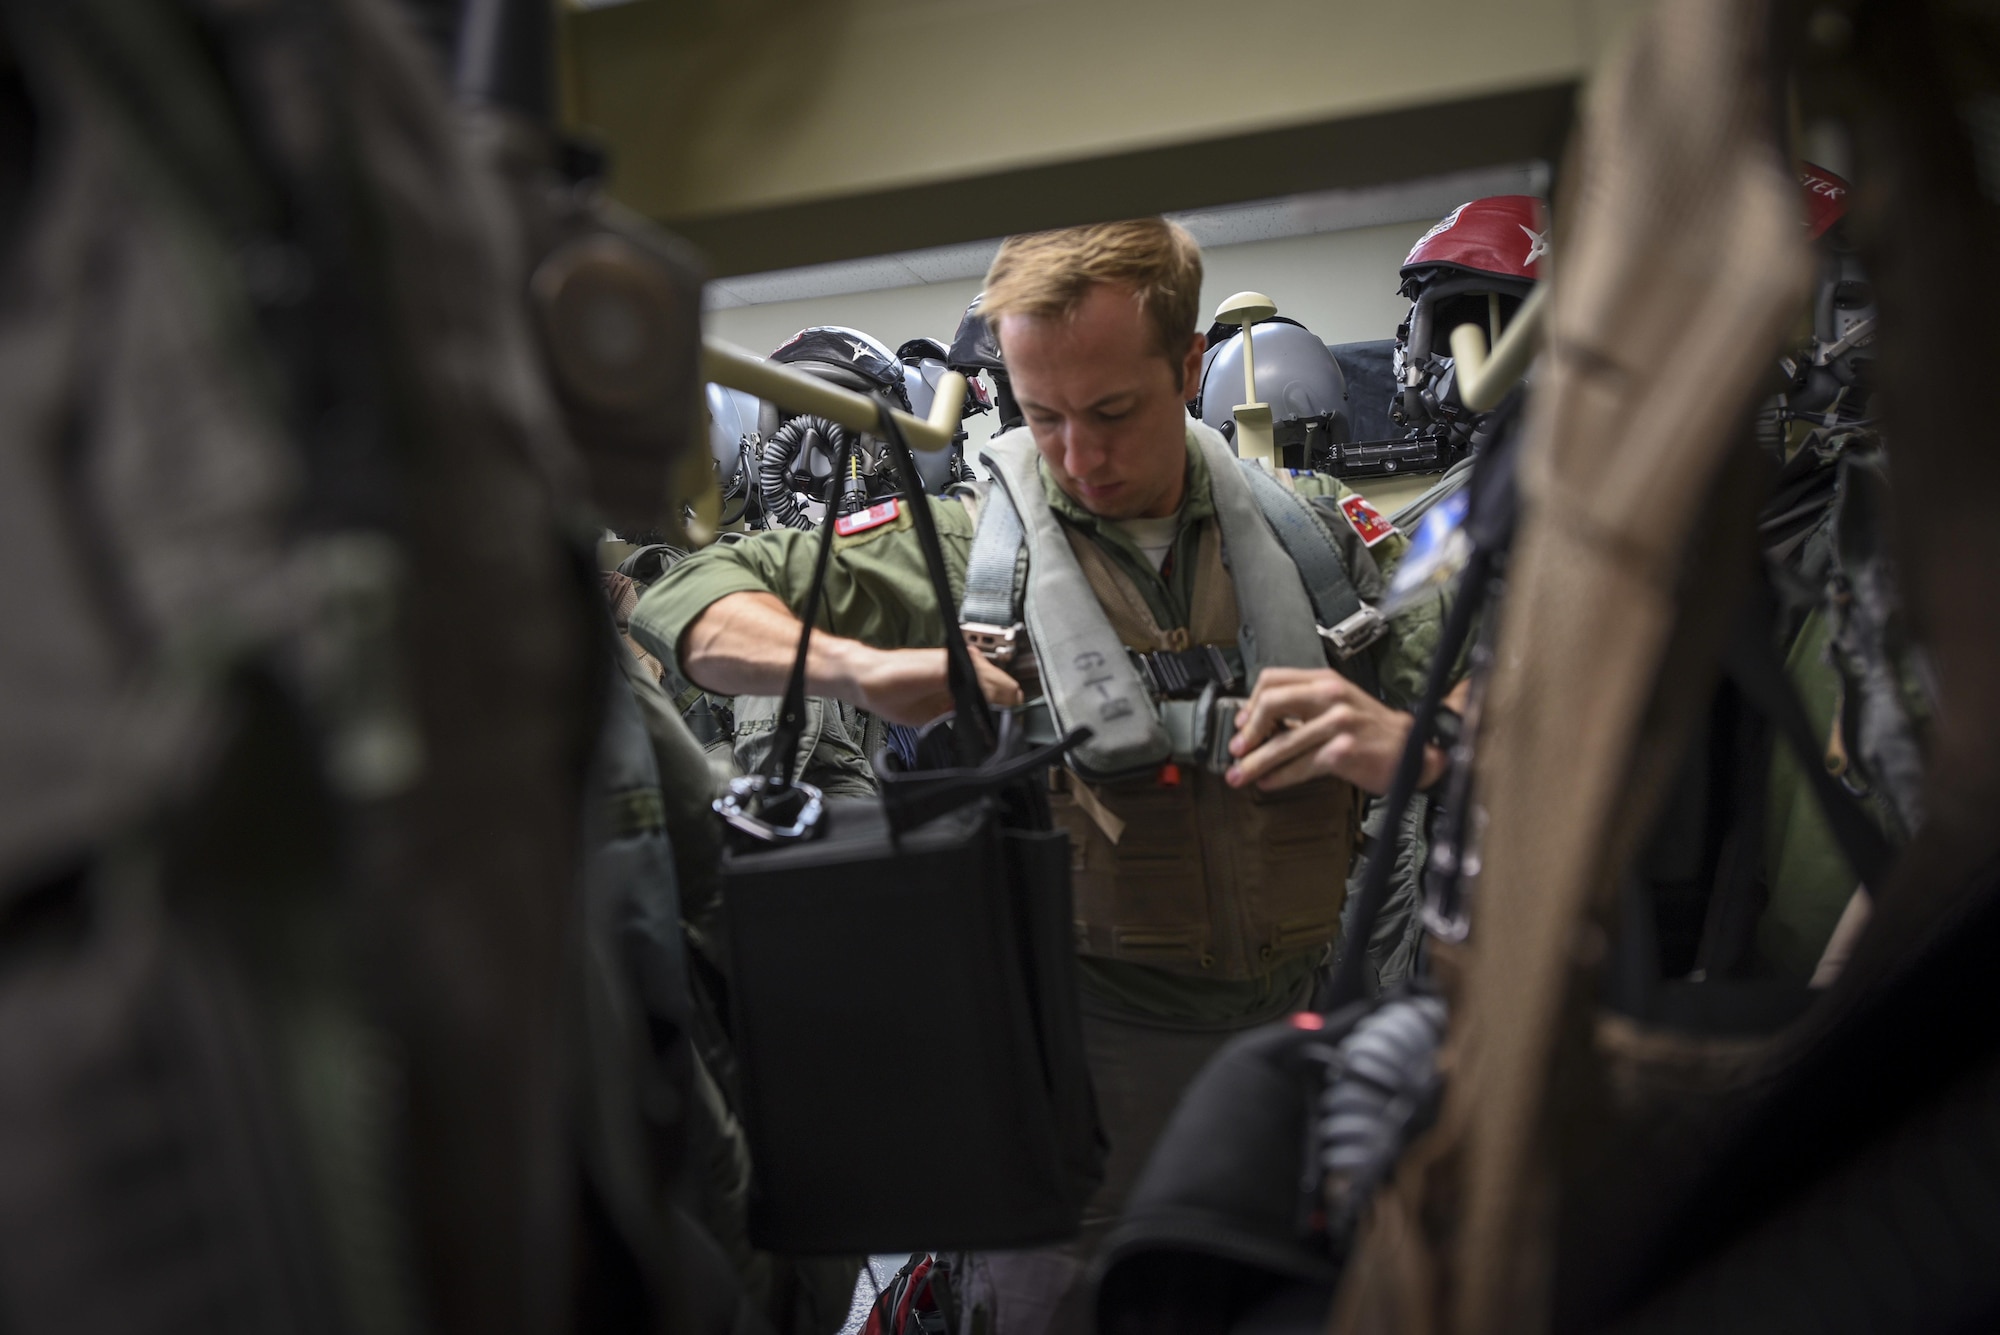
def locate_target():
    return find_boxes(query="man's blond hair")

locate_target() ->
[980,218,1203,363]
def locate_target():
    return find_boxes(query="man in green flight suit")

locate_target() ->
[631,218,1447,1335]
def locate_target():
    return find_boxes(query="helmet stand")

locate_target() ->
[1215,290,1278,467]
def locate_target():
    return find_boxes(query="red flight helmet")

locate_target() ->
[1800,162,1849,239]
[1400,195,1549,285]
[1391,195,1548,439]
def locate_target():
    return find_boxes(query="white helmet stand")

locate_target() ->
[1214,290,1278,469]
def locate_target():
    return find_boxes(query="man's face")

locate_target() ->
[998,282,1205,520]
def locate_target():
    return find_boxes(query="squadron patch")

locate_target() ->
[1339,494,1396,547]
[834,498,902,537]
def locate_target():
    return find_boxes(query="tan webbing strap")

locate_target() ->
[1063,525,1177,651]
[1188,522,1240,647]
[1062,519,1240,656]
[1065,776,1128,845]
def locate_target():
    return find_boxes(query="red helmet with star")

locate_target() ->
[1390,196,1548,446]
[1400,195,1549,284]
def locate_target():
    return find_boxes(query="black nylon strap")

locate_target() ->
[878,404,996,763]
[1724,594,1895,895]
[761,437,853,788]
[1324,543,1492,1011]
[762,407,998,787]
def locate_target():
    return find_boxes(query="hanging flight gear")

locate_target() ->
[948,294,1023,433]
[759,413,865,529]
[746,328,922,530]
[1195,317,1353,472]
[710,408,1103,1255]
[0,0,682,1328]
[706,382,763,528]
[898,336,984,495]
[1093,989,1451,1335]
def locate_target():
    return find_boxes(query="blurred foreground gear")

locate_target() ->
[0,0,695,1331]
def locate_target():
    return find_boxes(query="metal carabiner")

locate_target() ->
[714,773,826,845]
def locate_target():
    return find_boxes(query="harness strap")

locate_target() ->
[1237,463,1386,690]
[959,476,1025,628]
[1187,523,1239,645]
[1237,463,1362,625]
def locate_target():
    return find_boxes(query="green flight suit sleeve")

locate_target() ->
[628,497,976,684]
[1288,472,1449,710]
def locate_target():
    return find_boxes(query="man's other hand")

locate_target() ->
[1224,667,1445,796]
[839,644,1025,727]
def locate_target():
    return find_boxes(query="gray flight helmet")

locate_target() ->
[1197,319,1351,461]
[705,381,761,490]
[897,352,971,494]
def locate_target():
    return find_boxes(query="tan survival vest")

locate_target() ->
[968,427,1363,980]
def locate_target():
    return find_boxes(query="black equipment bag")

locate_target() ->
[714,405,1103,1255]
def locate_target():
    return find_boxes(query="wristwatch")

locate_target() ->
[1427,704,1464,755]
[1422,705,1463,792]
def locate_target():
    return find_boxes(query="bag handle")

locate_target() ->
[761,434,855,790]
[757,406,997,792]
[876,402,997,764]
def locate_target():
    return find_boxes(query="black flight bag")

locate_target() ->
[712,406,1103,1255]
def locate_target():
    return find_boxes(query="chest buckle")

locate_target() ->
[1134,644,1239,700]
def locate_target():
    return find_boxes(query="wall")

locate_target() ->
[562,0,1598,273]
[568,0,1586,221]
[706,219,1436,494]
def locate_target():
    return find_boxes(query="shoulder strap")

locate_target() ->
[960,474,1025,630]
[980,435,1173,777]
[1236,461,1383,693]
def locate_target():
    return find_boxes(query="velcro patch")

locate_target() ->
[833,498,902,536]
[1339,494,1396,547]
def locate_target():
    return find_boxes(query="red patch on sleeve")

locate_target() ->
[833,498,902,537]
[1339,494,1396,548]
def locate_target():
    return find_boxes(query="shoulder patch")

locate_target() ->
[833,498,902,537]
[1339,494,1396,548]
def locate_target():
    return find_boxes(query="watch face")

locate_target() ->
[1429,706,1464,751]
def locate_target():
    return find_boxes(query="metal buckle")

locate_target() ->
[1418,822,1477,943]
[962,620,1024,665]
[1135,645,1238,700]
[713,773,825,845]
[1318,605,1387,660]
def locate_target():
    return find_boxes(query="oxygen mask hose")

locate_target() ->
[761,414,848,528]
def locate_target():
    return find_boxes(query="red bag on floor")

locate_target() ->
[864,1254,955,1335]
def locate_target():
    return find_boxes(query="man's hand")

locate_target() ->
[1224,667,1446,796]
[838,644,1024,726]
[680,591,1022,727]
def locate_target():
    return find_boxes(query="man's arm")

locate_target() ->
[630,497,1017,726]
[679,590,1021,727]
